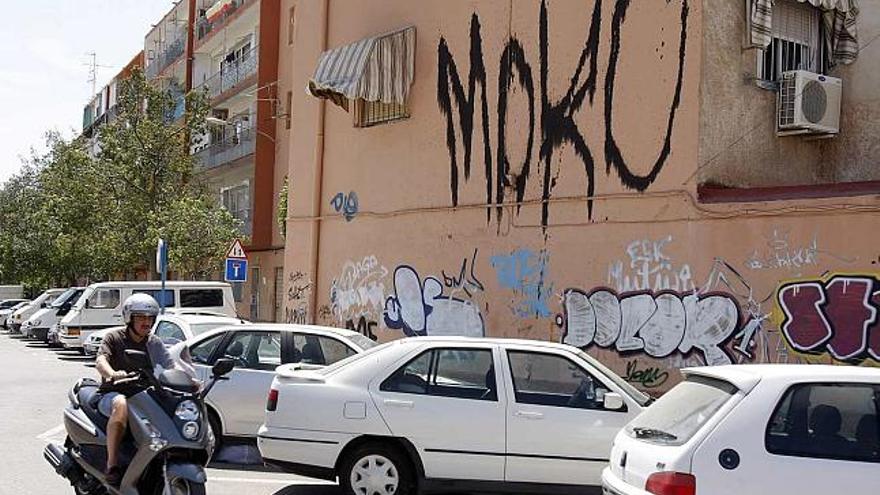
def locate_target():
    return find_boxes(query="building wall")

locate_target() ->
[280,0,880,392]
[699,0,880,187]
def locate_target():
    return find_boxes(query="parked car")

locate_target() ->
[258,337,651,495]
[602,364,880,495]
[82,313,248,356]
[25,287,84,342]
[58,281,236,352]
[172,324,379,445]
[0,301,30,329]
[7,288,66,333]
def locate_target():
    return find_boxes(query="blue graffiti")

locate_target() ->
[331,191,359,221]
[491,249,553,318]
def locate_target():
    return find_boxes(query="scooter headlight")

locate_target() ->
[182,421,200,440]
[175,400,200,422]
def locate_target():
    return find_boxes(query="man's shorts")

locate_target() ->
[97,391,122,417]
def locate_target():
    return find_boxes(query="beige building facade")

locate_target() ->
[279,0,879,392]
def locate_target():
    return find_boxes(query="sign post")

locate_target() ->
[156,239,168,314]
[224,239,248,283]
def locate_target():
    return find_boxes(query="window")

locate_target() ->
[292,334,356,366]
[757,0,824,83]
[354,99,409,127]
[180,289,224,308]
[766,383,879,463]
[274,267,283,323]
[221,183,251,236]
[381,348,497,401]
[507,351,612,410]
[189,333,225,364]
[221,331,281,371]
[284,91,292,130]
[133,289,176,307]
[155,321,186,346]
[626,375,737,445]
[287,6,296,45]
[87,289,120,309]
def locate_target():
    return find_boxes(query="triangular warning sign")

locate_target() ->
[226,239,247,259]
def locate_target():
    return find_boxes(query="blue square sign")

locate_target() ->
[225,258,248,282]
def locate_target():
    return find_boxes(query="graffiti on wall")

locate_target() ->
[624,360,669,389]
[491,248,553,318]
[330,256,388,329]
[330,191,359,222]
[346,316,378,341]
[285,271,311,324]
[778,275,880,362]
[745,230,819,272]
[437,0,690,228]
[384,265,485,337]
[441,249,486,298]
[607,236,694,293]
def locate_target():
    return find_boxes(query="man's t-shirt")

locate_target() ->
[98,328,173,394]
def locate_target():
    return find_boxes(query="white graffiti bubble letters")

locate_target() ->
[641,293,686,358]
[591,290,622,347]
[330,255,389,324]
[561,290,596,347]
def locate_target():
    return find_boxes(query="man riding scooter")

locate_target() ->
[94,293,174,487]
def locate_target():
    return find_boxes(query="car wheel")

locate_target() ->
[340,443,415,495]
[207,409,224,461]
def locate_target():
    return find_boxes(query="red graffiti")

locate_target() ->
[779,276,880,361]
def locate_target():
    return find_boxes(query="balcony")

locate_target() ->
[146,36,186,79]
[193,125,255,169]
[197,0,250,41]
[199,45,258,100]
[164,95,186,123]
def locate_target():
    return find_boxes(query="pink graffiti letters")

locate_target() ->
[560,288,741,366]
[779,276,880,361]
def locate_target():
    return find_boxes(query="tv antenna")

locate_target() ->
[84,52,115,97]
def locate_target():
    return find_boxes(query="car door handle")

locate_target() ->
[515,411,544,420]
[384,399,414,409]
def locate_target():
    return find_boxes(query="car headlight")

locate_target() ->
[31,319,41,327]
[175,400,200,422]
[181,421,200,440]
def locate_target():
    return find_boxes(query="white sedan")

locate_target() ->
[82,313,247,356]
[172,324,379,444]
[602,365,880,495]
[258,337,650,495]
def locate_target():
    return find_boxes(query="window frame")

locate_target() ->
[179,288,224,308]
[189,332,228,365]
[765,381,880,463]
[87,289,121,310]
[754,0,825,87]
[380,347,499,402]
[219,330,283,372]
[155,320,186,346]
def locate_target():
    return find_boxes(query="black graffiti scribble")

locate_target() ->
[346,316,379,341]
[441,248,486,298]
[437,0,689,229]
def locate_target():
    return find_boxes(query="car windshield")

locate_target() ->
[577,350,652,406]
[625,374,738,446]
[74,287,94,309]
[50,288,77,308]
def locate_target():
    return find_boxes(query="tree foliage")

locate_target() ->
[0,69,240,287]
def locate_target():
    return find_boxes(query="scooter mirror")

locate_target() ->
[212,358,235,378]
[124,349,150,369]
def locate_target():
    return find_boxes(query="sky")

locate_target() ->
[0,0,176,183]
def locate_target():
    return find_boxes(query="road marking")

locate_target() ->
[37,424,66,442]
[208,476,333,485]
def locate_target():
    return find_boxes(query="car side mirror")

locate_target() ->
[40,302,47,308]
[603,392,624,411]
[83,300,90,309]
[212,358,235,378]
[124,349,150,369]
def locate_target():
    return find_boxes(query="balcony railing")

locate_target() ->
[146,36,186,79]
[197,0,248,41]
[200,46,258,100]
[193,126,255,169]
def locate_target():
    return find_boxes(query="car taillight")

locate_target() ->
[67,327,80,336]
[645,472,696,495]
[266,389,278,412]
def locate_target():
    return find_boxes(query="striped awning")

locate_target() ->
[749,0,859,66]
[307,26,416,110]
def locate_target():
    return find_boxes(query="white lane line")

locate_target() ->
[37,424,66,441]
[208,476,333,485]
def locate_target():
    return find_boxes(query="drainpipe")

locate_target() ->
[307,0,330,324]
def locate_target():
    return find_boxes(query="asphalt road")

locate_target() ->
[0,331,340,495]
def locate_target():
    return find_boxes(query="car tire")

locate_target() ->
[207,409,224,461]
[340,443,415,495]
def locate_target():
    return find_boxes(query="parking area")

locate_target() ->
[0,331,339,495]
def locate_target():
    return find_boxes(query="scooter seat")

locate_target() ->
[76,385,108,434]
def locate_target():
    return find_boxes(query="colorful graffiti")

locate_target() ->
[778,275,880,362]
[437,0,690,227]
[330,255,388,325]
[330,191,359,222]
[559,288,741,366]
[491,248,553,318]
[384,265,485,337]
[607,236,694,293]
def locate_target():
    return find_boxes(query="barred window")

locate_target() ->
[757,0,825,84]
[353,98,409,128]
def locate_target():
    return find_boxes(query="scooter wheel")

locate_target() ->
[154,479,206,495]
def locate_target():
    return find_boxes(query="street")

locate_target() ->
[0,331,339,495]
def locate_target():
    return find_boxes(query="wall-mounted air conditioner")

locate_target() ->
[777,70,841,136]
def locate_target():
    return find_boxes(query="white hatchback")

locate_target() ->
[258,337,651,495]
[602,365,880,495]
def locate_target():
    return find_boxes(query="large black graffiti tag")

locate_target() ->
[437,0,689,228]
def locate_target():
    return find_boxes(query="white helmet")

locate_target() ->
[122,293,160,324]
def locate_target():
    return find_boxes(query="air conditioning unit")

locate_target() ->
[777,70,841,136]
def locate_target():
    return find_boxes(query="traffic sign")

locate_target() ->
[225,258,248,282]
[226,239,247,259]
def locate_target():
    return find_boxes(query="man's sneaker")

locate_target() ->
[105,465,123,488]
